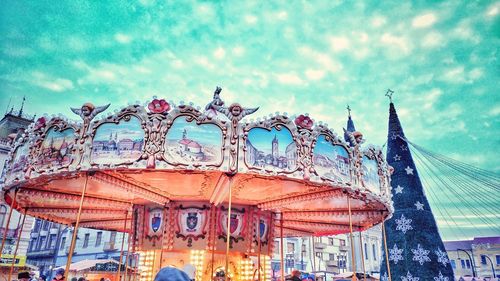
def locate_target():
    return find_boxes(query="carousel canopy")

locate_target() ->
[2,89,393,237]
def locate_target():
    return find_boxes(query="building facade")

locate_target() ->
[348,225,382,275]
[27,218,129,278]
[0,104,36,276]
[444,236,500,280]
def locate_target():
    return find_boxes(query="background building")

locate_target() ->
[348,225,382,275]
[0,101,36,276]
[444,236,500,280]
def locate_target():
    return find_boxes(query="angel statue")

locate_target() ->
[204,86,225,118]
[71,103,110,126]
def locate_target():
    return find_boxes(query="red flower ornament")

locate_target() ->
[295,114,314,129]
[34,117,47,130]
[148,99,170,114]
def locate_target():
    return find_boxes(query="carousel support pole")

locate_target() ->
[310,236,316,272]
[124,211,133,281]
[7,208,27,281]
[65,174,89,276]
[224,175,234,281]
[116,211,129,281]
[0,189,18,256]
[210,205,216,280]
[257,211,262,281]
[382,222,392,281]
[347,197,357,281]
[358,232,366,281]
[279,213,284,281]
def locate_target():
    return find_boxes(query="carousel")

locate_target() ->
[1,88,393,281]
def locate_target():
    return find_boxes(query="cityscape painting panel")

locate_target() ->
[10,142,29,175]
[245,127,296,171]
[313,135,350,183]
[91,116,144,164]
[37,128,76,167]
[164,117,223,165]
[362,156,380,192]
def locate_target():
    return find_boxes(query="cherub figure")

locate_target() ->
[214,103,259,122]
[71,103,110,125]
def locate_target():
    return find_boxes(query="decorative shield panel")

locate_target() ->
[254,215,270,245]
[145,207,164,245]
[313,135,350,183]
[219,207,246,242]
[37,127,76,168]
[362,156,380,192]
[164,117,223,166]
[245,127,296,171]
[176,205,209,247]
[91,116,144,164]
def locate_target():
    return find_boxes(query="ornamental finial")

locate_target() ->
[346,104,351,117]
[385,89,394,103]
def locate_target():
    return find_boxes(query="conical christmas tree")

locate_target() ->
[380,102,454,281]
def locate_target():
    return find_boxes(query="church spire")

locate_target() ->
[344,104,356,143]
[379,94,454,280]
[18,96,26,117]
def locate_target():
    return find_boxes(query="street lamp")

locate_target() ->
[481,255,496,278]
[457,249,476,277]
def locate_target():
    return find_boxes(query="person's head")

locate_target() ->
[291,269,301,277]
[77,277,85,281]
[99,278,105,281]
[54,268,65,280]
[18,272,31,281]
[39,275,46,281]
[70,278,77,281]
[154,267,190,281]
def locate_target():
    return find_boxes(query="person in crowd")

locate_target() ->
[99,278,105,281]
[154,267,190,281]
[18,272,31,281]
[38,275,47,281]
[70,278,77,281]
[286,269,301,281]
[77,277,85,281]
[52,269,65,281]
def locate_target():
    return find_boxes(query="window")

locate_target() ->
[339,239,346,246]
[496,255,500,265]
[109,231,117,243]
[372,244,377,260]
[315,252,323,259]
[450,259,456,269]
[42,221,49,231]
[329,253,335,261]
[48,234,56,248]
[60,237,66,250]
[287,242,295,254]
[0,205,7,228]
[364,243,368,259]
[465,260,471,269]
[481,255,487,265]
[460,259,465,268]
[34,220,41,232]
[83,233,90,248]
[29,238,36,251]
[328,238,334,246]
[37,236,46,250]
[96,232,102,247]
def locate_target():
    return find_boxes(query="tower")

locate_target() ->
[182,129,187,140]
[379,101,454,280]
[344,104,356,145]
[272,134,279,159]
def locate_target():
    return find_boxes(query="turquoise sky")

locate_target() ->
[1,1,498,240]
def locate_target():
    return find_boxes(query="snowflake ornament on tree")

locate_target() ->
[401,271,419,281]
[389,244,404,264]
[411,244,431,265]
[395,214,413,234]
[433,271,449,281]
[435,248,449,266]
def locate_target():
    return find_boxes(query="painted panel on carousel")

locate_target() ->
[144,206,165,248]
[164,117,223,165]
[253,215,270,245]
[245,127,296,171]
[9,142,30,180]
[218,207,246,248]
[91,116,144,164]
[313,135,350,183]
[362,156,380,192]
[176,205,209,247]
[37,128,76,168]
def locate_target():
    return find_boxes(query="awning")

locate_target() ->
[55,259,120,272]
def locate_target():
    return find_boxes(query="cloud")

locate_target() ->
[32,72,74,92]
[371,16,387,28]
[304,69,325,81]
[486,2,500,17]
[245,14,258,24]
[275,73,304,85]
[412,12,437,28]
[421,31,444,48]
[329,36,350,52]
[440,66,465,83]
[380,33,412,55]
[232,46,245,57]
[213,47,226,59]
[298,47,343,73]
[468,67,484,81]
[115,33,132,44]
